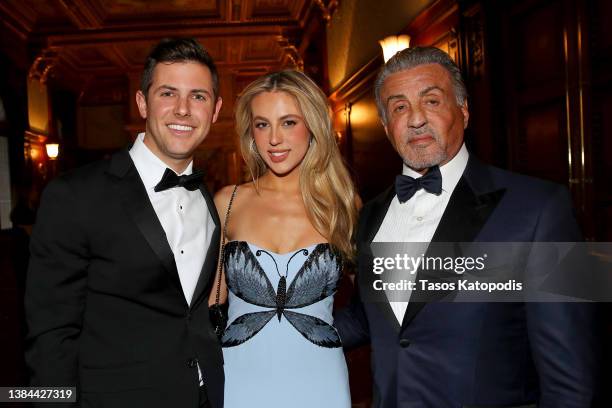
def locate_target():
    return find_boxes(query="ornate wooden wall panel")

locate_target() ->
[589,0,612,241]
[519,102,568,184]
[496,0,604,239]
[99,0,224,21]
[501,0,569,184]
[460,2,496,165]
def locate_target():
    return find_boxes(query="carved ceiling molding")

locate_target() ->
[277,36,303,71]
[2,0,326,97]
[45,24,285,46]
[101,45,131,70]
[312,0,339,25]
[56,0,105,29]
[1,0,311,36]
[28,48,60,84]
[0,2,36,36]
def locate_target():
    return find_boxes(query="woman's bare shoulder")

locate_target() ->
[213,182,257,212]
[214,185,235,206]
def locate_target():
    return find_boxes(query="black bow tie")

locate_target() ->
[154,168,203,192]
[395,166,443,203]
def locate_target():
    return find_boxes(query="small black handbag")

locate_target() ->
[208,302,227,339]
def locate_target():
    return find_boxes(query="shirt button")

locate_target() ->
[416,216,423,222]
[180,250,184,254]
[179,205,183,210]
[399,339,411,348]
[187,357,198,368]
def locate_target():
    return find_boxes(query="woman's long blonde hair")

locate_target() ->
[235,70,358,260]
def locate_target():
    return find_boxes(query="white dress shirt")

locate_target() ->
[129,132,214,305]
[130,133,214,385]
[373,144,469,323]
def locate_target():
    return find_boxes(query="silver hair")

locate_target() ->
[374,46,468,124]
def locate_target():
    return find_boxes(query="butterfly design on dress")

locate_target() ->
[221,241,342,348]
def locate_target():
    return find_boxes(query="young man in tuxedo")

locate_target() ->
[335,47,597,408]
[25,38,223,408]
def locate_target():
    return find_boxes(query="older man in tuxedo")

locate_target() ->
[26,38,223,408]
[336,46,597,408]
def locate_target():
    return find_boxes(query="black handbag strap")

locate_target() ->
[214,185,238,306]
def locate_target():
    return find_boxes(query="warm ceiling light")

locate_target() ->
[46,143,59,160]
[379,35,411,62]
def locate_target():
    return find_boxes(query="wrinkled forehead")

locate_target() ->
[382,63,454,98]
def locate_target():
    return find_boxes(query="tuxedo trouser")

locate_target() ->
[199,385,211,408]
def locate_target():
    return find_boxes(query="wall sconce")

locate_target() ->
[379,35,411,62]
[46,143,59,160]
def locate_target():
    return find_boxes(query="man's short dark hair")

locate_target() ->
[140,37,219,98]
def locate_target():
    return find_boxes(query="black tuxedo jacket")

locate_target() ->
[25,149,223,408]
[336,156,597,408]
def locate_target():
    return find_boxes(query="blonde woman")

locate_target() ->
[211,70,358,407]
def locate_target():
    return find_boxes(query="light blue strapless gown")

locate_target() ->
[221,241,351,408]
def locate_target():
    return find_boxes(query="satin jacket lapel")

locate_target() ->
[363,186,396,243]
[400,157,506,331]
[358,186,402,332]
[106,149,183,297]
[190,183,221,309]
